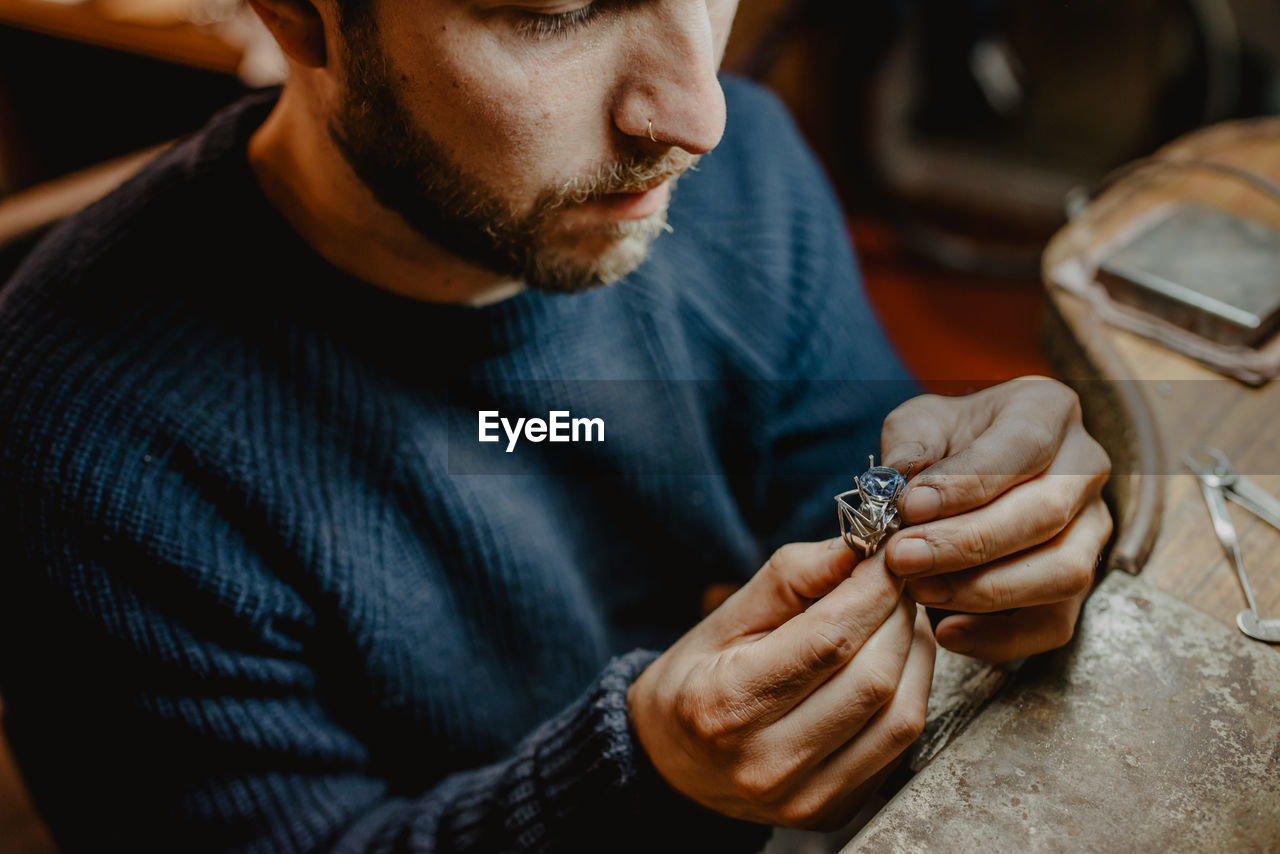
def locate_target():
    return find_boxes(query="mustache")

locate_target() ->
[547,149,702,209]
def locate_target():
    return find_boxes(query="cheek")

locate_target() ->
[386,22,611,197]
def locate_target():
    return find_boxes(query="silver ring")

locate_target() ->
[835,454,908,556]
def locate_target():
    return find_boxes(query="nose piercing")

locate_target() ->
[647,120,657,143]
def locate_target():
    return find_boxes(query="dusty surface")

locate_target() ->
[844,572,1280,853]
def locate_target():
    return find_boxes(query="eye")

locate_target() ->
[513,3,602,40]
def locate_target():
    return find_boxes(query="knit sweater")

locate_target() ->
[0,78,914,853]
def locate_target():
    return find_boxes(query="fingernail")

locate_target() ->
[902,486,941,523]
[940,627,975,654]
[883,441,925,471]
[889,537,933,575]
[910,576,952,605]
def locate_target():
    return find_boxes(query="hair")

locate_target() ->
[333,0,375,38]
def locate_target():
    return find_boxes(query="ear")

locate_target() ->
[247,0,328,68]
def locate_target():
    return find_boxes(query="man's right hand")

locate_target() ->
[627,539,935,831]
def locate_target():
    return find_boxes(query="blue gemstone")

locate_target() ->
[859,467,904,502]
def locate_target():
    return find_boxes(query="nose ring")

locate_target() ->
[647,120,657,143]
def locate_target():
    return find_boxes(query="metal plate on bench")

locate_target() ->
[1096,203,1280,347]
[843,572,1280,852]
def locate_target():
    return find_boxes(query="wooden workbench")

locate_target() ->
[1042,117,1280,633]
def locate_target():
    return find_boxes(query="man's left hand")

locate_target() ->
[880,377,1113,663]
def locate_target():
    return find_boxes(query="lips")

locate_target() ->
[581,180,672,220]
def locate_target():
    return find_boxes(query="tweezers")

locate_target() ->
[1184,447,1280,533]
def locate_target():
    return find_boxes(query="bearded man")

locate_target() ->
[0,1,1111,851]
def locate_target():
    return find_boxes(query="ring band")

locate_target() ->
[647,120,657,143]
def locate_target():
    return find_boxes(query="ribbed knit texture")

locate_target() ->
[0,78,915,853]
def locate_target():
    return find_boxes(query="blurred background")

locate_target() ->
[0,0,1278,850]
[723,0,1280,389]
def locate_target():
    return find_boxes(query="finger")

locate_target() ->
[722,553,904,716]
[906,498,1112,612]
[779,606,936,829]
[880,394,960,475]
[886,428,1109,578]
[756,597,915,759]
[705,538,858,642]
[895,380,1088,525]
[934,594,1088,662]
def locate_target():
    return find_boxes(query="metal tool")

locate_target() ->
[1185,447,1280,643]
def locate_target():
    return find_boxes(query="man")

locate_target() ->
[0,0,1111,851]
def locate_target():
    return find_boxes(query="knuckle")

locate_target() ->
[804,624,856,673]
[969,470,1001,504]
[1023,377,1079,415]
[731,762,789,805]
[674,689,714,741]
[681,655,779,742]
[762,543,821,602]
[883,395,942,437]
[1097,502,1115,539]
[900,393,944,417]
[1053,381,1083,419]
[857,667,900,710]
[723,686,773,731]
[1025,419,1063,464]
[954,519,997,565]
[1047,490,1077,534]
[1085,434,1113,478]
[881,406,910,436]
[886,706,927,749]
[979,572,1013,612]
[1067,555,1098,597]
[765,543,802,578]
[776,794,830,830]
[676,686,736,745]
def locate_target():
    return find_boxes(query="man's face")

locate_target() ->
[328,0,740,294]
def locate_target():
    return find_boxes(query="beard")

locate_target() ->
[327,29,698,295]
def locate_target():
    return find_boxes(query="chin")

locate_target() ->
[527,217,667,294]
[592,232,658,283]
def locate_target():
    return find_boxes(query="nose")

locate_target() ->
[611,3,727,155]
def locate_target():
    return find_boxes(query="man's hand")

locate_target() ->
[881,377,1113,663]
[628,540,935,831]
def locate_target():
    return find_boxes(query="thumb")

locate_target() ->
[705,538,866,641]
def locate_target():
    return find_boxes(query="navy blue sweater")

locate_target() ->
[0,79,914,852]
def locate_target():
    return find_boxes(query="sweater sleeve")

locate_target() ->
[0,469,769,854]
[325,651,769,854]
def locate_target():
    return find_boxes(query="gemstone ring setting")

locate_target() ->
[835,454,908,556]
